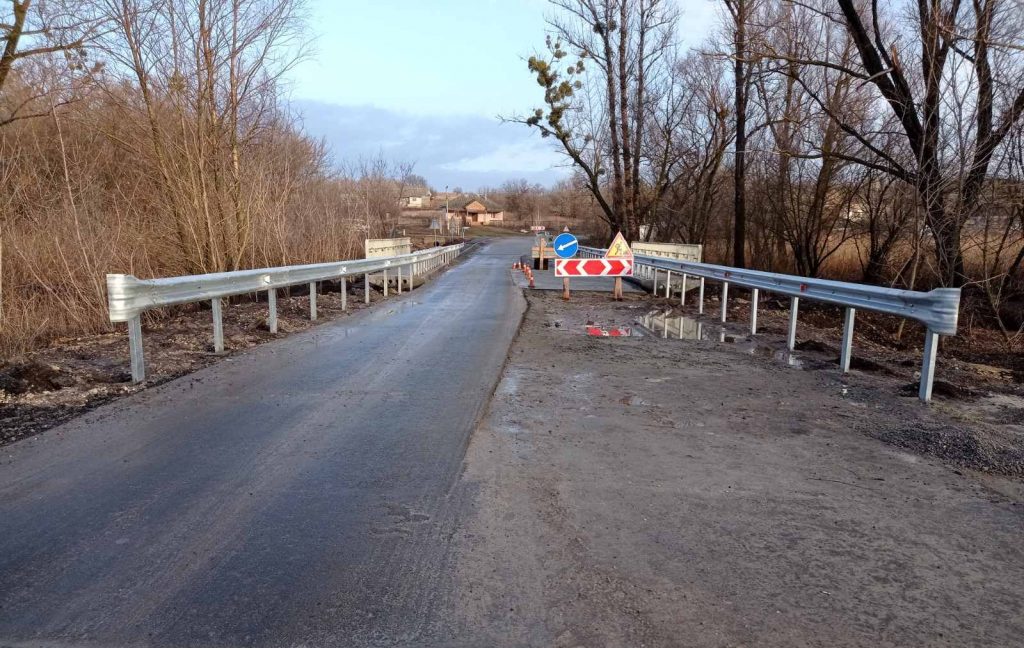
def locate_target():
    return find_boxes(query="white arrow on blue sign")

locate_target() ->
[553,232,579,259]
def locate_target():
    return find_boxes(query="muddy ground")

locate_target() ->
[638,286,1024,478]
[0,279,388,446]
[452,290,1024,647]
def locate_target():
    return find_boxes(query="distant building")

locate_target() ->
[401,193,431,209]
[445,197,505,225]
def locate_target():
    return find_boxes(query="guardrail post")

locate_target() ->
[410,261,415,289]
[341,277,347,311]
[919,329,939,402]
[268,289,278,333]
[383,269,389,297]
[720,282,729,323]
[212,298,224,353]
[750,288,759,335]
[128,315,145,383]
[698,277,705,314]
[309,281,317,320]
[681,273,688,306]
[665,270,672,298]
[840,307,856,373]
[787,297,799,350]
[397,266,403,294]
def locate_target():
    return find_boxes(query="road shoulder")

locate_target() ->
[452,291,1024,647]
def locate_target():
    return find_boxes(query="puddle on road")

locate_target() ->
[639,310,803,368]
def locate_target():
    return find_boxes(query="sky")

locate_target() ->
[287,0,719,191]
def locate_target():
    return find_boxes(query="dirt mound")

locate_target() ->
[0,362,74,395]
[844,356,893,374]
[900,380,981,401]
[870,421,1024,477]
[793,339,834,353]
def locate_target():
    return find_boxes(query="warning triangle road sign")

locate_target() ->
[605,232,633,259]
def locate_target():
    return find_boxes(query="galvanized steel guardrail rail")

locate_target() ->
[580,246,960,402]
[108,243,466,383]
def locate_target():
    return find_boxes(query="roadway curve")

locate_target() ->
[0,238,527,647]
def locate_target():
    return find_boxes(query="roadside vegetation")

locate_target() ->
[2,0,1022,381]
[0,0,420,359]
[508,0,1024,352]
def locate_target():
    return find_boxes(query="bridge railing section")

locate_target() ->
[580,246,960,402]
[107,243,466,383]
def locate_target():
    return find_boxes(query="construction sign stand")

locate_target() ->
[553,231,634,301]
[553,232,579,301]
[606,232,633,301]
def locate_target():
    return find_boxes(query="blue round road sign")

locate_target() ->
[553,232,579,259]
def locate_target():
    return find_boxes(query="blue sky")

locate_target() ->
[287,0,718,190]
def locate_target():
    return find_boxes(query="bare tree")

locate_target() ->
[1,0,103,127]
[789,0,1024,287]
[95,0,309,272]
[512,0,682,241]
[720,0,762,267]
[656,51,733,245]
[748,0,870,276]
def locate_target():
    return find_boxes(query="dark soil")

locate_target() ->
[793,339,834,353]
[899,380,981,401]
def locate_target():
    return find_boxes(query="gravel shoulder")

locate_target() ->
[451,290,1024,647]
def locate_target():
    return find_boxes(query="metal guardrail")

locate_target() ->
[580,246,961,402]
[107,243,466,383]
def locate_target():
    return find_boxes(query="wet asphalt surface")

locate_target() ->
[0,238,528,647]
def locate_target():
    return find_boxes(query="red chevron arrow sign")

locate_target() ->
[555,258,634,277]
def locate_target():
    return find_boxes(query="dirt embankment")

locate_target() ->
[452,291,1024,647]
[0,281,375,446]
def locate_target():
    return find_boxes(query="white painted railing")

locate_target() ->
[107,243,465,382]
[580,246,960,402]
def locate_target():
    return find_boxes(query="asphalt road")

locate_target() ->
[0,238,528,647]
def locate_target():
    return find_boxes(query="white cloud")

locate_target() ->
[293,100,571,189]
[441,138,567,174]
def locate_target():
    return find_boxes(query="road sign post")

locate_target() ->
[553,232,580,300]
[607,232,633,301]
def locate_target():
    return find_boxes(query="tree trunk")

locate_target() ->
[732,0,747,268]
